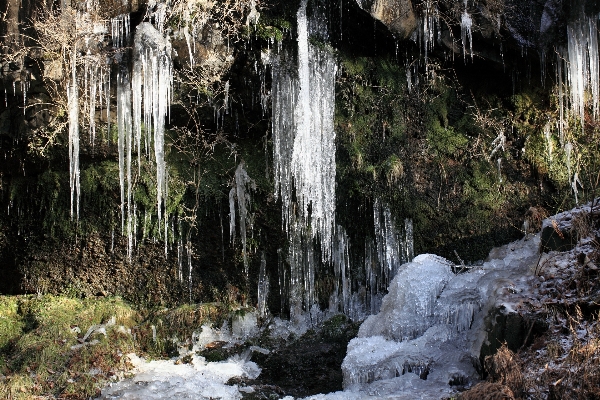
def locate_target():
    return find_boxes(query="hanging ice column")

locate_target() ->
[460,0,473,61]
[564,14,600,124]
[117,70,134,259]
[68,48,80,219]
[272,0,337,260]
[229,163,256,276]
[132,22,173,237]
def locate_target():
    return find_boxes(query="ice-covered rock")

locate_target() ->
[341,234,541,397]
[358,254,454,341]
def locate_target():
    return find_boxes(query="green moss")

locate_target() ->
[248,17,292,42]
[0,297,23,355]
[427,124,469,157]
[0,295,139,398]
[336,54,408,201]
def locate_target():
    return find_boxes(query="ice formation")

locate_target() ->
[101,314,262,399]
[286,220,318,320]
[132,22,173,228]
[564,14,599,124]
[417,0,440,67]
[257,252,269,319]
[331,226,351,316]
[117,70,134,259]
[546,9,600,203]
[100,353,260,399]
[68,49,80,219]
[373,200,413,290]
[229,163,256,275]
[66,6,112,219]
[272,0,337,260]
[63,2,175,250]
[460,2,473,61]
[340,233,541,398]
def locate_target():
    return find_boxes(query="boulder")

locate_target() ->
[355,0,417,39]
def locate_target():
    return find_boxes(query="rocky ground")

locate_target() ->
[460,202,600,400]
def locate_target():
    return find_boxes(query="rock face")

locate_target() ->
[355,0,417,39]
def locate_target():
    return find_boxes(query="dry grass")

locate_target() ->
[458,382,516,400]
[484,344,524,397]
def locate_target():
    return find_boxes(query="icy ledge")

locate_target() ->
[320,233,541,400]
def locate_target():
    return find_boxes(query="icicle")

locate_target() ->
[183,24,194,69]
[567,21,587,125]
[118,72,126,231]
[588,17,599,118]
[572,172,582,204]
[331,226,352,316]
[132,22,172,224]
[460,6,473,62]
[117,70,133,260]
[89,62,97,145]
[187,240,193,303]
[544,123,553,161]
[373,199,413,290]
[68,48,80,220]
[497,158,502,183]
[565,142,573,186]
[557,55,565,146]
[421,0,439,68]
[229,187,236,243]
[230,163,256,276]
[403,218,414,263]
[257,252,269,319]
[177,238,183,282]
[223,80,230,114]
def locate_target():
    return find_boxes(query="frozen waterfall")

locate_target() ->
[272,0,337,261]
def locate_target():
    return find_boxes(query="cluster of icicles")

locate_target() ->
[265,0,417,320]
[66,2,172,261]
[551,9,599,204]
[271,0,337,262]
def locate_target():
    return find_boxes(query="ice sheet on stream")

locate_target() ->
[100,353,260,400]
[101,313,261,399]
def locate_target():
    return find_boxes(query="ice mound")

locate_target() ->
[358,254,454,341]
[341,234,541,397]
